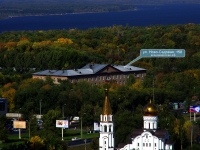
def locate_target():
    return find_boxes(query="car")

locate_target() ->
[12,128,19,132]
[72,137,80,141]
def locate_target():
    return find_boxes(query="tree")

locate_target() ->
[40,109,61,149]
[30,135,45,150]
[125,74,136,86]
[90,137,99,150]
[0,115,8,141]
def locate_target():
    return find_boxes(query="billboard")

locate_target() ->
[56,120,68,128]
[189,106,200,112]
[13,121,26,129]
[94,122,100,131]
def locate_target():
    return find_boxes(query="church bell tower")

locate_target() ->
[99,88,114,150]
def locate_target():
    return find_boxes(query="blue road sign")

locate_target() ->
[125,49,185,67]
[140,49,185,58]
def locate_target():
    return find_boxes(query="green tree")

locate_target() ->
[90,137,99,150]
[40,109,61,150]
[0,115,8,141]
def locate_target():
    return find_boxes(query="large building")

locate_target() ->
[32,63,146,85]
[99,89,174,150]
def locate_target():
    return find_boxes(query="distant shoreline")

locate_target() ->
[2,9,138,20]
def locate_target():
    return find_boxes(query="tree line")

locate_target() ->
[0,0,136,19]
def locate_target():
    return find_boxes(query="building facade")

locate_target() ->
[32,64,146,85]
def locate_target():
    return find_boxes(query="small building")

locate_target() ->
[32,63,146,85]
[0,98,7,115]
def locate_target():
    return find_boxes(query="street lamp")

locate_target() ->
[81,113,86,139]
[40,99,42,116]
[18,108,21,139]
[62,104,66,119]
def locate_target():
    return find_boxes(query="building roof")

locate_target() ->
[166,139,174,145]
[143,100,158,116]
[102,89,112,115]
[32,63,146,77]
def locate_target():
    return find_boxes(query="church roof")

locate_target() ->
[102,89,112,115]
[166,139,174,145]
[143,100,158,116]
[117,143,127,149]
[154,129,167,138]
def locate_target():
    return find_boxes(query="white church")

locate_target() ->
[99,88,174,150]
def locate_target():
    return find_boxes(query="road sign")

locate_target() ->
[125,49,185,67]
[140,49,185,58]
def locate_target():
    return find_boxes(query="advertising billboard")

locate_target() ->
[94,122,100,131]
[13,121,26,129]
[189,106,200,113]
[56,120,68,128]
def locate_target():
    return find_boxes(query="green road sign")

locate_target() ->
[125,49,185,67]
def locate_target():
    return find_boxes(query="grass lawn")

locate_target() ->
[0,129,99,149]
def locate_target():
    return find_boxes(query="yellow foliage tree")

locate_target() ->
[132,79,142,89]
[53,38,73,46]
[2,87,16,112]
[32,41,52,51]
[4,42,17,51]
[30,135,45,150]
[183,121,192,141]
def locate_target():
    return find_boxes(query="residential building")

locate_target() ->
[32,63,146,85]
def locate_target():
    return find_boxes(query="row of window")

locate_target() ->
[100,125,112,132]
[137,143,157,147]
[34,73,144,84]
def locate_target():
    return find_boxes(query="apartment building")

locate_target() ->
[32,63,146,85]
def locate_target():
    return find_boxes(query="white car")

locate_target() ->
[72,137,80,141]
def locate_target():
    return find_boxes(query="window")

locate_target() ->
[143,143,145,147]
[109,125,112,132]
[104,125,107,132]
[155,143,156,147]
[146,143,148,147]
[138,143,139,146]
[149,143,151,147]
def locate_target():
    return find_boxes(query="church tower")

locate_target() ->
[143,100,158,132]
[99,88,114,150]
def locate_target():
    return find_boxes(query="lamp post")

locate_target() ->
[62,104,66,119]
[61,104,66,141]
[81,113,86,139]
[18,108,21,139]
[40,99,42,116]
